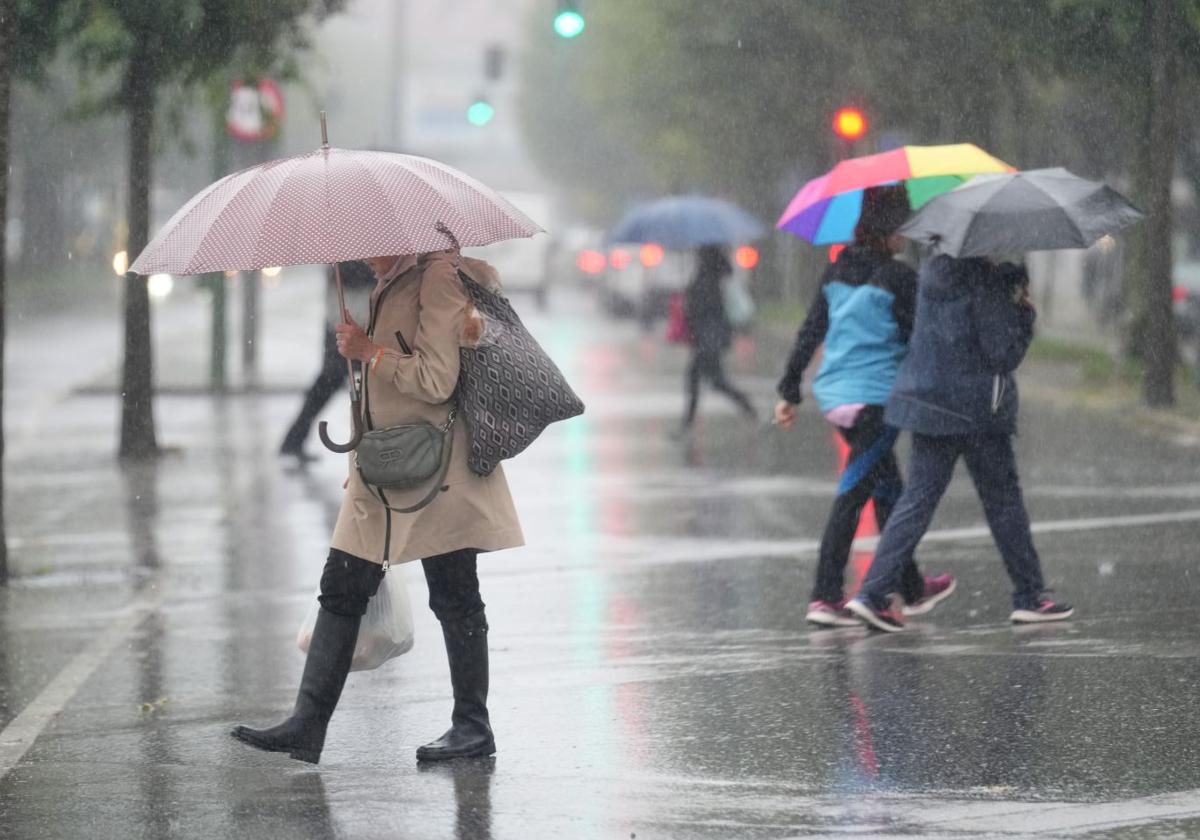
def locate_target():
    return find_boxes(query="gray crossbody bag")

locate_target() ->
[354,293,456,514]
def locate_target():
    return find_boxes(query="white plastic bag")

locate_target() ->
[722,276,756,329]
[296,570,415,671]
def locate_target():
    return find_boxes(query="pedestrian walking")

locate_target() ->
[774,186,955,627]
[279,260,376,461]
[846,255,1073,631]
[232,248,525,763]
[678,244,756,433]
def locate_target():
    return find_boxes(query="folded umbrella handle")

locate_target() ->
[319,358,366,453]
[318,407,364,453]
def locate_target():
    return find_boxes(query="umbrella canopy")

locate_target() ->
[130,146,542,275]
[776,143,1013,245]
[897,167,1145,257]
[607,195,764,249]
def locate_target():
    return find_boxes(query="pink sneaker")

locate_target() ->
[805,600,860,628]
[902,574,957,616]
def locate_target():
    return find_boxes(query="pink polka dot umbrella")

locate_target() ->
[130,123,542,276]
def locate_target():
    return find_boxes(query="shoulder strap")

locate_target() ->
[361,412,456,514]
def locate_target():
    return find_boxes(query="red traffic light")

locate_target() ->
[833,107,867,141]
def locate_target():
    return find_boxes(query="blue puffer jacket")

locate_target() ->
[885,255,1035,436]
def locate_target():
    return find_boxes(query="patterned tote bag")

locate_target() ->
[456,270,585,475]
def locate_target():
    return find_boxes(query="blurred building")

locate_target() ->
[282,0,544,194]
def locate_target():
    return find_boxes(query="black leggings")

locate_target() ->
[811,406,923,604]
[318,549,385,617]
[422,548,484,623]
[318,547,483,623]
[684,346,754,425]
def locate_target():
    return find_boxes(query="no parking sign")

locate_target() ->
[226,78,285,143]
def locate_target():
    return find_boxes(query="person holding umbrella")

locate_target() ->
[605,195,764,435]
[128,119,544,765]
[774,186,955,627]
[845,254,1070,630]
[232,248,525,762]
[680,244,757,433]
[845,168,1142,631]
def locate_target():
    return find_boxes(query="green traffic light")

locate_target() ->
[467,100,495,127]
[553,10,585,38]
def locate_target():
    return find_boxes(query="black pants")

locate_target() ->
[281,329,345,453]
[859,432,1046,611]
[812,406,923,604]
[684,346,754,425]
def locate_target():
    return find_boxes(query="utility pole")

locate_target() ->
[207,93,230,393]
[0,0,13,584]
[390,1,405,149]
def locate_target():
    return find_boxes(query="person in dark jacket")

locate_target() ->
[846,255,1074,631]
[775,186,955,627]
[280,260,376,460]
[679,244,756,431]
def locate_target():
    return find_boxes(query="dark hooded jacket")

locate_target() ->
[684,248,734,352]
[885,255,1035,436]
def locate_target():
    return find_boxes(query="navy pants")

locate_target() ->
[857,432,1046,611]
[812,406,923,605]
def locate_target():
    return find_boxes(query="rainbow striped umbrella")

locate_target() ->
[776,144,1014,245]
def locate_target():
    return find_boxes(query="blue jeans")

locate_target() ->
[857,432,1046,611]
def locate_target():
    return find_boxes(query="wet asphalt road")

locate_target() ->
[3,275,1200,838]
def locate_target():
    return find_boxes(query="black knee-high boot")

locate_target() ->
[416,610,495,761]
[230,607,360,764]
[231,550,382,764]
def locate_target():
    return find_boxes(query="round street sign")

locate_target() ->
[227,78,285,143]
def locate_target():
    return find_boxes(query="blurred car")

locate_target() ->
[597,243,760,330]
[1173,259,1200,366]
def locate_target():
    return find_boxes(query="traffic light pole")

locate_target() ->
[208,101,230,393]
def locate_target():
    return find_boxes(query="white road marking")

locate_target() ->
[793,786,1200,837]
[0,594,157,780]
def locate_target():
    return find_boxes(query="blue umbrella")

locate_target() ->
[608,196,765,248]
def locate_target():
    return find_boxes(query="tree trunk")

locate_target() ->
[119,60,158,459]
[1141,0,1182,407]
[0,0,13,584]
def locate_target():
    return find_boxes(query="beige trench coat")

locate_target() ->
[329,250,525,566]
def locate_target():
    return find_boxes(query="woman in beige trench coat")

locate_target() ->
[232,249,524,765]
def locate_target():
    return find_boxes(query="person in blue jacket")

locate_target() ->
[776,186,955,627]
[846,254,1074,632]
